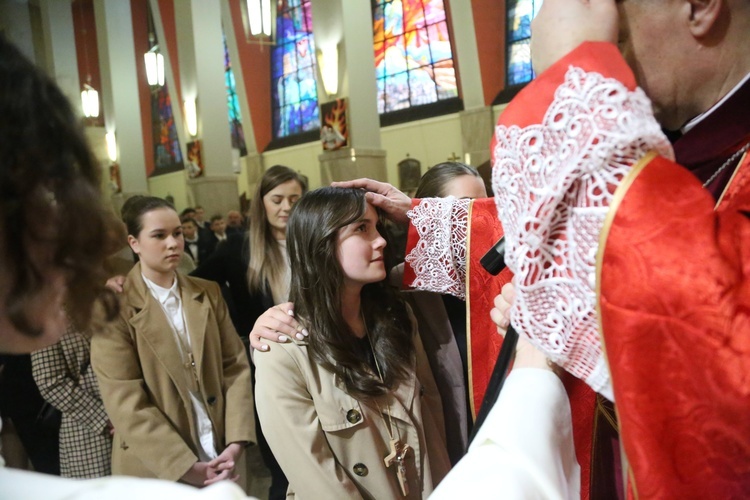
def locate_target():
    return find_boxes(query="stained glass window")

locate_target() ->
[224,34,247,156]
[506,0,542,86]
[271,0,319,139]
[372,0,457,115]
[150,83,183,174]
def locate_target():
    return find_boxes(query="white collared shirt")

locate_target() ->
[142,274,218,461]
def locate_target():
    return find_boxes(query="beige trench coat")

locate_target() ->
[91,263,255,481]
[254,314,451,499]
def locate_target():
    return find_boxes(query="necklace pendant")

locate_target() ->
[384,439,411,496]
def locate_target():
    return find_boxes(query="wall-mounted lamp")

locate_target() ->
[105,132,117,163]
[144,48,165,87]
[184,98,198,137]
[247,0,272,37]
[317,45,339,96]
[81,83,100,118]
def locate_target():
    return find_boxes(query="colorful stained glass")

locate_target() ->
[506,0,542,86]
[151,83,183,173]
[373,0,457,115]
[272,0,319,139]
[224,34,247,156]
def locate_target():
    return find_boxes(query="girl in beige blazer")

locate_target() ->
[254,187,450,499]
[91,197,255,486]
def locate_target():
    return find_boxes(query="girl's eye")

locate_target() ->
[357,224,367,232]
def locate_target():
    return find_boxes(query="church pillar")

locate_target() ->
[310,0,387,184]
[38,0,81,111]
[174,0,239,216]
[94,0,149,196]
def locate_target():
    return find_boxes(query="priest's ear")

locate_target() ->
[685,0,725,38]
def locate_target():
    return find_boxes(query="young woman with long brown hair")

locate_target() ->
[254,187,449,498]
[91,196,254,486]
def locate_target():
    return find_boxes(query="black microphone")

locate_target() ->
[469,236,519,443]
[479,237,507,276]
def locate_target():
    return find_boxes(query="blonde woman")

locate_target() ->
[192,165,306,499]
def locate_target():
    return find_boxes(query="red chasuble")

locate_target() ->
[509,43,750,497]
[598,148,750,499]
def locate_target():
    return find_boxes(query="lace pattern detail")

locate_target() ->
[493,66,674,399]
[405,197,470,299]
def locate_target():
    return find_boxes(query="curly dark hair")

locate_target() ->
[287,187,414,399]
[0,35,116,337]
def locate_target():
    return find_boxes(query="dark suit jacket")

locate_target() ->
[184,235,212,266]
[191,233,274,339]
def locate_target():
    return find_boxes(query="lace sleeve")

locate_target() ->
[404,197,470,299]
[493,66,673,399]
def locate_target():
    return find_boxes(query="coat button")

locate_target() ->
[207,396,217,405]
[346,409,361,424]
[352,463,368,477]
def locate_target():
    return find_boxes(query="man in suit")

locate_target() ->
[225,210,245,236]
[181,216,211,266]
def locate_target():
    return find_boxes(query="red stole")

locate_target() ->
[466,198,608,500]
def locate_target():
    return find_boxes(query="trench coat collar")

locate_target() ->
[125,263,210,389]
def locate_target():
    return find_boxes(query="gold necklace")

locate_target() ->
[364,319,411,497]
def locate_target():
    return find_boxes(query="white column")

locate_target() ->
[311,0,381,150]
[174,0,234,176]
[94,0,149,193]
[174,0,239,213]
[38,0,81,113]
[310,0,386,183]
[0,0,37,64]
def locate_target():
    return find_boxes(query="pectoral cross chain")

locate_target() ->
[383,438,411,496]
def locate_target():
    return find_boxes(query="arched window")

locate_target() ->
[372,0,458,119]
[271,0,319,140]
[223,34,247,156]
[505,0,542,87]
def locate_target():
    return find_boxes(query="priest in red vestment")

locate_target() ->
[335,0,750,495]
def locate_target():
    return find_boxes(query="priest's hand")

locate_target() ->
[331,178,411,225]
[249,303,308,351]
[530,0,619,75]
[491,283,557,373]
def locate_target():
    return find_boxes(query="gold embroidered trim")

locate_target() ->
[595,149,658,500]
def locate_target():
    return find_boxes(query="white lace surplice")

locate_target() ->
[406,67,673,400]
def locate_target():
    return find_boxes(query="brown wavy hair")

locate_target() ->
[0,36,116,336]
[287,187,414,399]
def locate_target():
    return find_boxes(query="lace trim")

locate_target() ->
[493,66,674,399]
[405,197,470,299]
